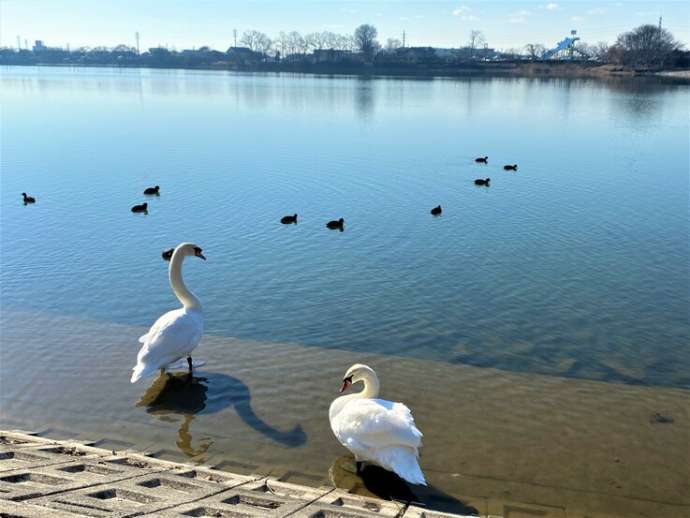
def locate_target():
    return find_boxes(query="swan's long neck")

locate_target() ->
[360,374,380,399]
[329,372,380,421]
[169,250,201,310]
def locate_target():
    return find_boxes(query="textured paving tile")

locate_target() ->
[143,480,313,517]
[402,505,481,518]
[0,431,483,518]
[300,488,405,517]
[0,498,82,517]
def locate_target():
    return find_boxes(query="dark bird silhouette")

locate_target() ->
[430,205,442,216]
[281,214,298,224]
[22,193,36,204]
[131,202,148,213]
[326,218,345,231]
[475,156,488,164]
[503,164,518,171]
[162,248,174,261]
[144,185,160,195]
[474,178,490,186]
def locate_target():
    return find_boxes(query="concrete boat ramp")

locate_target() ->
[0,431,484,518]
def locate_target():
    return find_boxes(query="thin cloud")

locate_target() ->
[452,5,471,16]
[587,8,608,15]
[570,15,584,22]
[545,3,560,11]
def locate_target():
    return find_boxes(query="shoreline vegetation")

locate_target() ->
[4,61,689,81]
[2,22,688,81]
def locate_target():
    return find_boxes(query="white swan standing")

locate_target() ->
[329,364,426,485]
[131,243,206,383]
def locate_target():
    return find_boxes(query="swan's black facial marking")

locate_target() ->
[339,375,353,393]
[194,247,206,260]
[162,248,174,261]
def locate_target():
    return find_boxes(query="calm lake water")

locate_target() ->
[1,66,689,517]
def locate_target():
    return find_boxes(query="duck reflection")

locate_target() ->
[137,372,307,458]
[329,455,479,515]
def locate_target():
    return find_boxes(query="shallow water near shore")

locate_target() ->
[1,67,689,516]
[1,311,689,517]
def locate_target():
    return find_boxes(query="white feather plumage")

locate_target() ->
[131,243,205,383]
[329,365,426,485]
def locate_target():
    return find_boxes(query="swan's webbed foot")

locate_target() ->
[356,461,363,475]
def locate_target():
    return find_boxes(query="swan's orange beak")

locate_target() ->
[339,377,352,393]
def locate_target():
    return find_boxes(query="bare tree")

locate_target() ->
[468,30,486,58]
[287,31,307,55]
[255,33,272,54]
[524,43,545,60]
[273,32,288,58]
[305,32,325,52]
[342,34,357,51]
[240,30,271,53]
[321,31,337,50]
[592,41,610,61]
[354,24,379,60]
[385,38,402,52]
[612,24,681,68]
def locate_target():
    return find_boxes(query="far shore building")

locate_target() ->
[226,46,265,64]
[311,49,358,63]
[377,46,500,65]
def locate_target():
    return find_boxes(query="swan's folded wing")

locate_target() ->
[136,309,202,365]
[333,398,423,451]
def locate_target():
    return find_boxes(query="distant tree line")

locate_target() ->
[522,24,687,69]
[1,23,686,71]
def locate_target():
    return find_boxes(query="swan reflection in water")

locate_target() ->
[137,371,307,459]
[329,455,479,516]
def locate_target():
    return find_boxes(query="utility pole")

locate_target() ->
[16,35,21,51]
[233,28,237,48]
[402,30,406,48]
[135,31,140,54]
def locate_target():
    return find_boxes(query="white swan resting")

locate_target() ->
[329,364,426,485]
[131,243,206,383]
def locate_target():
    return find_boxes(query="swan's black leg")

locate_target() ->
[187,356,193,374]
[356,461,363,475]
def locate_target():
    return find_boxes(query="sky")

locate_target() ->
[1,0,688,52]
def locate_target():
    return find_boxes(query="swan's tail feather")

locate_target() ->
[396,459,426,486]
[377,447,427,486]
[130,363,156,383]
